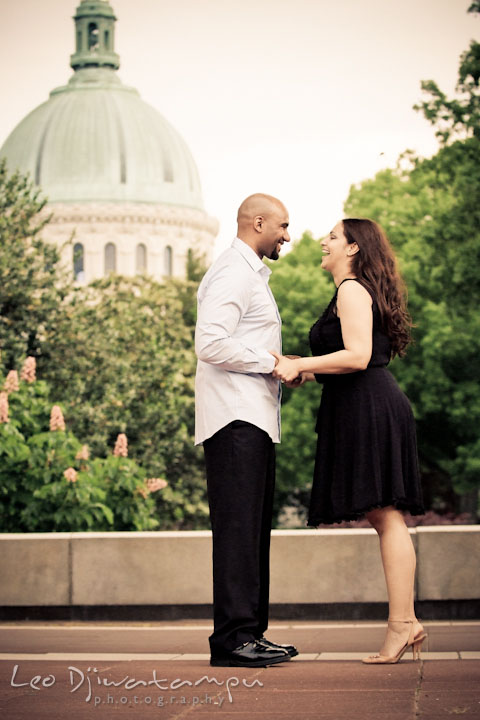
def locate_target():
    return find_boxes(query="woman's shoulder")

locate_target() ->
[336,278,373,303]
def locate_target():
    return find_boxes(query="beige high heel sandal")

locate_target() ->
[412,628,428,660]
[362,620,424,665]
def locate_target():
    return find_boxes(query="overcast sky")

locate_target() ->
[0,0,477,255]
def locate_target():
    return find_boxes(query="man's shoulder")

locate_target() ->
[202,246,252,284]
[212,245,241,267]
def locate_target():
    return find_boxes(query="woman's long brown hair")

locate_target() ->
[342,218,412,357]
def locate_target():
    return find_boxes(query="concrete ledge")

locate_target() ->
[416,526,480,600]
[0,533,71,606]
[270,529,399,603]
[0,528,478,609]
[71,531,213,605]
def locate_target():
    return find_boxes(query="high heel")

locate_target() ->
[412,629,428,660]
[362,620,417,665]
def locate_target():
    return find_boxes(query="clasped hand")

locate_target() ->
[270,351,304,386]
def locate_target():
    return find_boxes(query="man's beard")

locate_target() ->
[269,248,279,261]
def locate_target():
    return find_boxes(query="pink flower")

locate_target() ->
[75,445,90,461]
[139,478,168,498]
[145,478,168,493]
[20,357,36,383]
[64,467,78,483]
[50,405,66,432]
[113,433,128,457]
[4,370,19,393]
[0,392,9,423]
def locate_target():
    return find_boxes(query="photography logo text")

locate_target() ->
[11,664,264,706]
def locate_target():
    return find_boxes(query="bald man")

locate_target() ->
[195,194,298,667]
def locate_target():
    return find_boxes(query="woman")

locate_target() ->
[271,218,425,664]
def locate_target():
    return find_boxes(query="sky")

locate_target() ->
[0,0,478,256]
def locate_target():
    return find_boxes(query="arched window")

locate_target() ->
[164,245,173,277]
[104,243,116,275]
[73,242,85,282]
[104,30,110,50]
[76,30,82,52]
[88,22,99,51]
[136,243,147,274]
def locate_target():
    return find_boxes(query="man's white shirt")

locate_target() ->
[195,237,282,445]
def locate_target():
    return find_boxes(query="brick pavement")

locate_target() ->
[0,621,479,719]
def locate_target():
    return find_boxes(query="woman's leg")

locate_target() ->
[366,506,423,657]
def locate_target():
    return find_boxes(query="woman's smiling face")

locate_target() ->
[320,221,350,272]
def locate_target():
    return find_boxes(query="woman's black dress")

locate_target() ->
[307,278,424,526]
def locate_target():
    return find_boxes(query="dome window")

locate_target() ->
[73,242,85,282]
[136,243,147,274]
[104,242,117,274]
[104,30,110,51]
[88,23,99,51]
[164,246,173,277]
[76,31,82,52]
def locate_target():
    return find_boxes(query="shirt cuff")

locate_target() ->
[256,349,277,373]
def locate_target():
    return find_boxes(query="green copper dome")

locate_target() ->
[0,0,204,209]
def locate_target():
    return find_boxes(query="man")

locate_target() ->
[195,193,298,667]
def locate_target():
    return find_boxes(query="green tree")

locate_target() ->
[170,248,207,333]
[39,274,209,529]
[0,159,67,371]
[414,4,480,143]
[0,162,208,529]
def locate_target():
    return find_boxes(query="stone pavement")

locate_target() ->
[0,620,479,719]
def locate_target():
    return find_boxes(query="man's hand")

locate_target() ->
[269,351,303,384]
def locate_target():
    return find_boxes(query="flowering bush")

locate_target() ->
[0,363,167,532]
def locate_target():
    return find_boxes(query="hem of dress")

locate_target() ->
[307,499,425,528]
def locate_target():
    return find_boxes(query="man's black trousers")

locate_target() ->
[203,420,276,656]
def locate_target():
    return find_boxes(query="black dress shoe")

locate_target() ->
[258,636,299,658]
[210,640,291,667]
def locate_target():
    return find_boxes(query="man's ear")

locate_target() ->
[346,242,359,256]
[253,215,264,233]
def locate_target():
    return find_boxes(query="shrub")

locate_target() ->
[0,359,166,532]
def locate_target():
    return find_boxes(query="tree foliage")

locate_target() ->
[414,5,480,143]
[0,158,68,370]
[37,274,209,529]
[0,161,209,530]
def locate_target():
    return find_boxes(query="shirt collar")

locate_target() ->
[232,237,271,276]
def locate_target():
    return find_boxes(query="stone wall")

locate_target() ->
[1,528,479,610]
